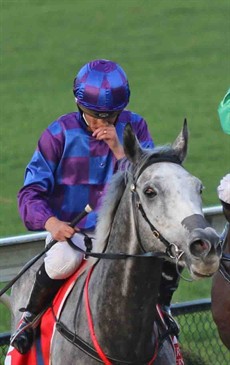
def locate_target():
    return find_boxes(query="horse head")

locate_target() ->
[123,119,221,279]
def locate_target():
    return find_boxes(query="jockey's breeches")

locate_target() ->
[44,230,96,279]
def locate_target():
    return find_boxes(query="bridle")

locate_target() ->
[130,182,184,261]
[129,153,185,262]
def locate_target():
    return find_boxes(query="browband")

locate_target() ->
[135,154,182,182]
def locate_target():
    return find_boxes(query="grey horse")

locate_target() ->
[9,121,221,365]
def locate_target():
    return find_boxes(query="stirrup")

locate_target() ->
[163,311,180,337]
[10,312,43,354]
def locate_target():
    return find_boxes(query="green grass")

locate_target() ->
[177,310,230,365]
[0,0,229,346]
[1,0,229,238]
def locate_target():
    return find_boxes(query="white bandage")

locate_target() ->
[217,173,230,204]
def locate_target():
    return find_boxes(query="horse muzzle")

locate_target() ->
[188,227,222,279]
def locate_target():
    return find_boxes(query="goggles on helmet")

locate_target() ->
[77,103,122,120]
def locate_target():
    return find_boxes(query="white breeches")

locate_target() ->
[44,230,96,279]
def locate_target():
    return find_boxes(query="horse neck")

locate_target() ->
[87,189,164,358]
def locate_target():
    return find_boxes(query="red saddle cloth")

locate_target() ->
[5,262,87,365]
[5,261,184,365]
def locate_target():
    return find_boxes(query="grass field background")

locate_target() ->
[0,0,229,334]
[1,0,229,238]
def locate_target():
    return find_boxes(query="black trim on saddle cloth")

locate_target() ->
[56,317,178,365]
[56,321,159,365]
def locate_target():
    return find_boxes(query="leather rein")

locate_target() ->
[218,223,230,283]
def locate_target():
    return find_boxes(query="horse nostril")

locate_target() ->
[190,240,211,257]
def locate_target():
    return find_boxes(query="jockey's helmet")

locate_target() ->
[73,59,130,118]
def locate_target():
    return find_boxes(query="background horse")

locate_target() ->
[10,121,221,365]
[211,204,230,349]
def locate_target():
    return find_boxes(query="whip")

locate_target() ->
[0,204,93,297]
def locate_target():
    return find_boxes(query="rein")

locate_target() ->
[218,223,230,283]
[219,257,230,283]
[66,236,172,261]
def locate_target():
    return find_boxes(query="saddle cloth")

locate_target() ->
[5,261,184,365]
[4,261,87,365]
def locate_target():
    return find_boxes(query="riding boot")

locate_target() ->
[10,263,65,354]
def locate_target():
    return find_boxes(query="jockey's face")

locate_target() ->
[83,113,117,132]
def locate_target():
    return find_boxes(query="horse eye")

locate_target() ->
[144,187,157,198]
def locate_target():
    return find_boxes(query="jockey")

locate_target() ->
[10,59,182,354]
[10,59,154,354]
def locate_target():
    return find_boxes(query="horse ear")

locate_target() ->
[123,123,143,163]
[171,118,189,163]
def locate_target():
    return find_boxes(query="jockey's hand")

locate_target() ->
[92,125,125,160]
[44,216,76,242]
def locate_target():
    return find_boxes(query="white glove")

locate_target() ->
[217,173,230,204]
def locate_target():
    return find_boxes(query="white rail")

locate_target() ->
[0,206,226,283]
